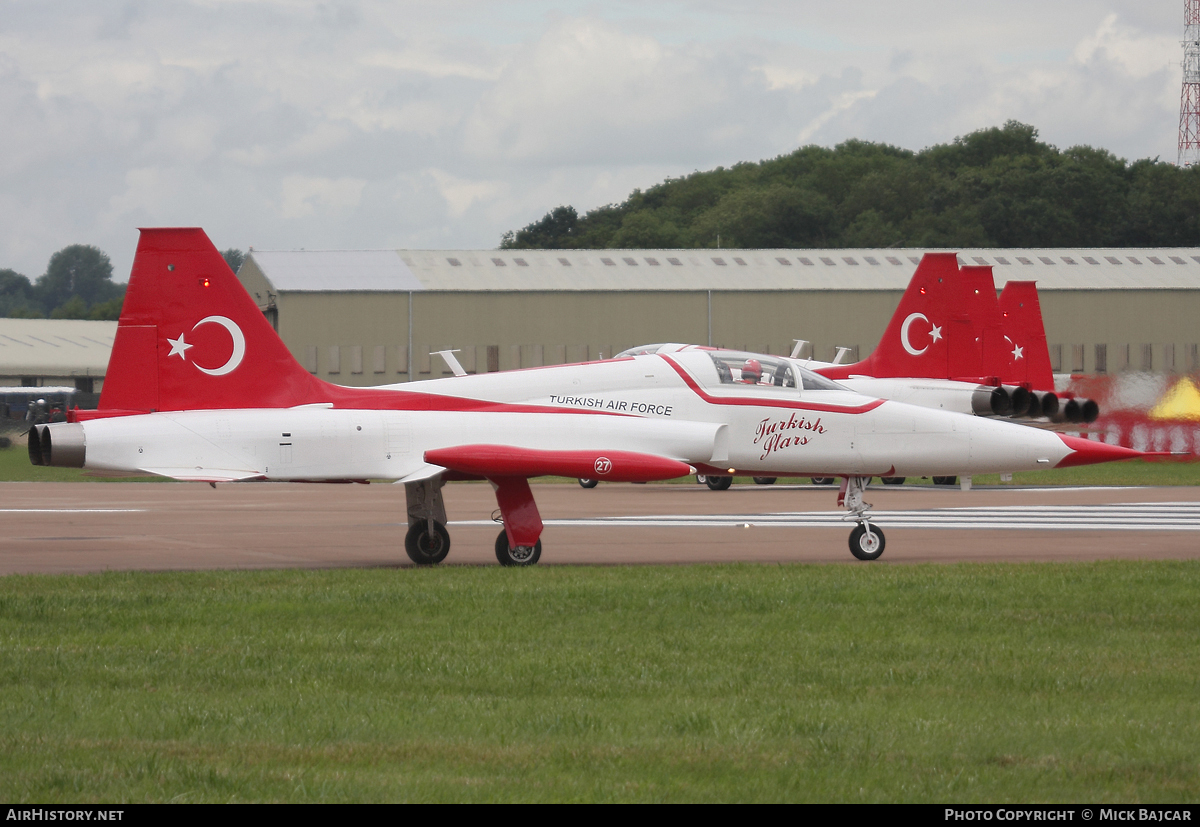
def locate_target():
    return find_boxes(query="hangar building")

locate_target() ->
[235,247,1200,387]
[0,318,116,392]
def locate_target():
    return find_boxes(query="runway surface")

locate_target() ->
[2,480,1199,574]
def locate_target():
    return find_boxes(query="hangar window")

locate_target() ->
[1170,256,1187,265]
[1148,256,1165,265]
[711,257,727,265]
[491,258,506,266]
[1062,257,1077,265]
[1016,257,1033,265]
[1049,344,1063,372]
[1105,256,1122,265]
[1094,344,1107,374]
[558,257,571,266]
[973,257,989,266]
[667,257,682,266]
[798,257,814,265]
[622,257,638,266]
[993,256,1010,265]
[886,256,903,265]
[1083,256,1100,264]
[645,257,660,266]
[865,256,880,265]
[601,258,616,266]
[820,257,836,266]
[1038,256,1055,265]
[775,257,792,265]
[447,257,462,267]
[513,258,529,266]
[842,257,859,265]
[1127,257,1142,265]
[733,257,747,265]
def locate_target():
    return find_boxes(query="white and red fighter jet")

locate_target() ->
[29,229,1145,563]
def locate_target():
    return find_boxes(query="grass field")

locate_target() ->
[1,562,1197,803]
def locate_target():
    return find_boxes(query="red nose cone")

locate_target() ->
[1055,434,1145,468]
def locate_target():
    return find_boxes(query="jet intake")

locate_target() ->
[30,423,86,468]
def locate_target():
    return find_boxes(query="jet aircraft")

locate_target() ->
[29,229,1146,563]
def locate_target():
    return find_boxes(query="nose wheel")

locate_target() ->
[848,523,886,561]
[839,475,886,561]
[495,529,542,566]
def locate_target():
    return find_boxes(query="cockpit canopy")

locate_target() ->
[621,344,846,393]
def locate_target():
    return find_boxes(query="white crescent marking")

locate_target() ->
[900,312,930,357]
[191,315,246,376]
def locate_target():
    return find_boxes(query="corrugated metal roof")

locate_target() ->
[0,319,117,376]
[246,247,1200,293]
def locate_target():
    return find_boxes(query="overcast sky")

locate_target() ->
[0,1,1186,281]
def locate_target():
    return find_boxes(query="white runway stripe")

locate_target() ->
[453,502,1200,532]
[0,509,145,514]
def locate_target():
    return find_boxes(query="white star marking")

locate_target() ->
[929,325,943,343]
[1012,344,1024,360]
[167,333,193,360]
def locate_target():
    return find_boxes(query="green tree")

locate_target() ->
[499,121,1200,252]
[502,206,579,248]
[49,295,90,319]
[0,268,42,317]
[35,245,121,315]
[222,248,246,274]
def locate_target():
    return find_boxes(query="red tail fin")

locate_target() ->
[822,253,969,380]
[99,228,324,412]
[953,265,1007,380]
[998,281,1055,391]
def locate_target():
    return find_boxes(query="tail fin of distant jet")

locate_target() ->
[998,281,1055,392]
[820,252,970,380]
[98,228,325,412]
[954,264,1008,380]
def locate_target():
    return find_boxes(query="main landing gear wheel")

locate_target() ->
[495,529,542,567]
[848,523,886,561]
[752,477,777,485]
[881,477,906,485]
[811,477,835,485]
[405,519,450,565]
[578,478,599,489]
[932,476,957,486]
[705,475,733,491]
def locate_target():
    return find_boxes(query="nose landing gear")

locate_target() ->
[838,475,886,561]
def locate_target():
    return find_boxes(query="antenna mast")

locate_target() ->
[1180,0,1200,166]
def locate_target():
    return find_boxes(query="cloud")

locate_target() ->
[280,175,367,219]
[0,1,1188,280]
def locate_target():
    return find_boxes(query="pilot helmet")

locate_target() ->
[741,359,762,382]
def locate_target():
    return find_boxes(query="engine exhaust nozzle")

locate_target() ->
[972,385,1011,417]
[32,422,87,468]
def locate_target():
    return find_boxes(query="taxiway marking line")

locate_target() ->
[453,502,1200,532]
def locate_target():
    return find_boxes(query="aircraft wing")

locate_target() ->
[424,445,694,482]
[138,467,268,482]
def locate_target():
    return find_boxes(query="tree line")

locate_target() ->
[501,121,1200,250]
[1,246,245,319]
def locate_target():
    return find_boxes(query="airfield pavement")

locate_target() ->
[2,480,1200,574]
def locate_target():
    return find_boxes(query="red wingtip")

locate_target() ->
[1055,434,1146,468]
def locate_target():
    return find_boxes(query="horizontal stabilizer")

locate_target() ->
[425,445,694,481]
